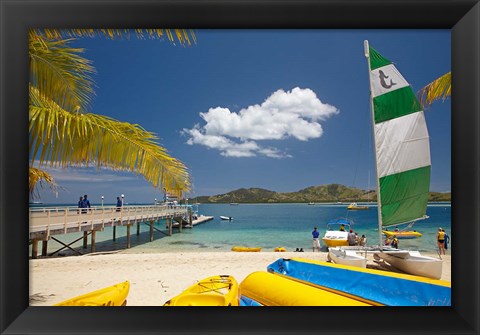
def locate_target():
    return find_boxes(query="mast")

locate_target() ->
[364,40,383,248]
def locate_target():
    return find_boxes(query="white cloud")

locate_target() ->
[183,87,339,158]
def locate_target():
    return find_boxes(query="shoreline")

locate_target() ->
[30,250,451,306]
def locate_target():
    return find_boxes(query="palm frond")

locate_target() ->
[37,29,196,46]
[29,86,190,194]
[417,72,451,108]
[29,167,57,196]
[29,31,96,112]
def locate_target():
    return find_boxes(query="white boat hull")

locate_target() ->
[377,251,443,280]
[328,247,367,268]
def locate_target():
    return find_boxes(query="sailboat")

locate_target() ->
[328,41,443,280]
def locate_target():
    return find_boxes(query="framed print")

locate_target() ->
[1,0,479,334]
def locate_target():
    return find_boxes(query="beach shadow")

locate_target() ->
[29,293,56,304]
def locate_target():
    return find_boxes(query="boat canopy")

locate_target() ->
[326,218,353,230]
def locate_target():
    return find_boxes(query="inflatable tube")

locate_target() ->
[267,258,451,306]
[239,271,371,306]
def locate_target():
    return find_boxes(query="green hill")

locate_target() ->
[191,184,451,204]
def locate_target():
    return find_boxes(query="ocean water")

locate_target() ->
[32,203,451,256]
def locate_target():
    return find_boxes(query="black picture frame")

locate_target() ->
[1,0,479,334]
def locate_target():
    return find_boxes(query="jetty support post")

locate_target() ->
[168,217,173,236]
[41,239,48,257]
[91,230,96,253]
[137,221,140,236]
[113,225,116,241]
[150,220,154,242]
[31,239,39,259]
[127,224,131,248]
[189,209,193,228]
[83,231,88,249]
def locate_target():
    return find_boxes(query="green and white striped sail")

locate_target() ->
[366,43,430,227]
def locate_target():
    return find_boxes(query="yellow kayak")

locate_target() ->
[239,272,371,306]
[54,281,130,306]
[164,275,239,306]
[383,230,422,239]
[231,246,262,252]
[274,247,287,252]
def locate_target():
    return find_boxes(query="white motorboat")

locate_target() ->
[220,216,233,220]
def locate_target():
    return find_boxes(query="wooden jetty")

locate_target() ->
[29,204,195,259]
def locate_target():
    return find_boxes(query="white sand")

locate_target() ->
[29,251,451,306]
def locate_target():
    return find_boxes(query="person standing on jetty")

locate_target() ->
[81,194,91,213]
[77,196,84,214]
[312,227,321,252]
[116,196,123,212]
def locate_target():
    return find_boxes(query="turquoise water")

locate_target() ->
[33,203,451,256]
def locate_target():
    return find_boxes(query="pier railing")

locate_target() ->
[29,204,189,239]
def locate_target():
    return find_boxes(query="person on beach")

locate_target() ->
[391,235,399,249]
[312,227,321,252]
[437,227,446,255]
[116,196,122,212]
[347,229,356,246]
[443,229,450,251]
[359,234,367,246]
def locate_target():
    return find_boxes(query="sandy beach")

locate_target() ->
[29,250,451,306]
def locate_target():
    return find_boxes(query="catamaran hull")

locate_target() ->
[377,252,443,280]
[328,247,367,268]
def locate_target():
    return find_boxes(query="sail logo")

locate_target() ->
[379,70,397,89]
[371,64,409,98]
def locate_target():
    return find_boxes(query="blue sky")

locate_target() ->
[34,30,451,204]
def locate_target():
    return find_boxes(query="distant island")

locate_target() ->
[190,184,451,204]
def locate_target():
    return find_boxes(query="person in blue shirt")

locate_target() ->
[116,196,123,212]
[312,227,321,252]
[82,194,91,213]
[77,196,84,214]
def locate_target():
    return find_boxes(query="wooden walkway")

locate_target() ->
[29,205,191,258]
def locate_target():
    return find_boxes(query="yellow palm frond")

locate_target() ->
[417,72,451,108]
[29,86,190,194]
[29,31,96,112]
[29,167,57,195]
[37,29,196,46]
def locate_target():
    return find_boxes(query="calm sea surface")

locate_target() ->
[31,203,451,256]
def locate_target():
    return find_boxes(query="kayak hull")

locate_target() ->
[164,275,239,306]
[54,281,130,306]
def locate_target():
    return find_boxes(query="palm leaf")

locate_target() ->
[29,31,96,112]
[417,72,451,108]
[30,86,190,194]
[37,29,196,46]
[29,167,57,196]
